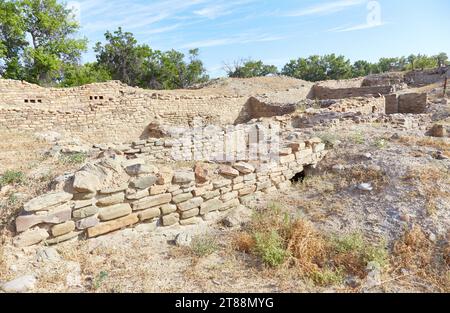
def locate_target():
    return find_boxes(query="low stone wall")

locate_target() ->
[385,93,428,114]
[0,79,252,142]
[11,137,327,247]
[312,85,394,100]
[405,67,448,87]
[320,97,385,114]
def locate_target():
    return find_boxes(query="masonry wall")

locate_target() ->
[384,93,428,114]
[12,137,327,247]
[312,85,393,100]
[404,67,449,87]
[0,79,250,142]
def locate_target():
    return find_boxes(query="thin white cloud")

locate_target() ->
[193,0,256,19]
[182,33,286,48]
[287,0,365,17]
[78,0,210,32]
[194,6,232,19]
[329,21,386,32]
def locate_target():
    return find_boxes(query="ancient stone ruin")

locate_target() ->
[0,70,445,247]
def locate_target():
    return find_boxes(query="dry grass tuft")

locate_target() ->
[402,165,450,215]
[398,135,450,153]
[235,204,388,287]
[344,165,389,191]
[392,225,449,292]
[287,220,327,274]
[232,232,255,253]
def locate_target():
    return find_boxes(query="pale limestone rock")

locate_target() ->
[131,193,171,211]
[13,228,49,247]
[51,221,75,237]
[87,214,139,238]
[23,192,72,212]
[98,203,132,221]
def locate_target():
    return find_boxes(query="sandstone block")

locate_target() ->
[13,228,49,247]
[98,203,132,221]
[177,197,204,211]
[73,199,95,209]
[87,214,139,238]
[202,189,220,200]
[200,198,223,215]
[162,213,180,226]
[219,165,239,178]
[220,191,238,202]
[160,204,177,215]
[72,205,98,219]
[125,164,157,176]
[75,215,99,230]
[173,171,195,184]
[96,192,125,207]
[24,192,73,212]
[126,189,149,200]
[51,221,75,237]
[138,207,161,221]
[233,162,255,174]
[180,208,200,219]
[131,193,171,211]
[213,179,232,189]
[239,185,256,196]
[16,203,72,232]
[73,171,100,194]
[172,192,193,204]
[194,164,209,183]
[220,199,240,211]
[44,231,82,245]
[129,175,157,189]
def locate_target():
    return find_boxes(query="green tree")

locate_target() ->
[282,55,326,81]
[436,52,448,67]
[225,59,278,78]
[95,27,150,86]
[322,54,352,80]
[282,54,352,82]
[60,63,111,87]
[20,0,87,84]
[96,28,208,89]
[377,57,400,72]
[158,48,209,89]
[0,0,27,79]
[414,54,437,70]
[352,60,373,77]
[407,54,417,70]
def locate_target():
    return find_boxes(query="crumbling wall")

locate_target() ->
[12,137,327,247]
[405,67,448,87]
[362,72,405,87]
[0,79,251,142]
[385,93,428,114]
[321,97,385,114]
[235,97,297,124]
[311,85,393,100]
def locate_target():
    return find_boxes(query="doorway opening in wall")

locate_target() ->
[290,170,306,184]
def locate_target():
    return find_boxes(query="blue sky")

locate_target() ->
[69,0,450,77]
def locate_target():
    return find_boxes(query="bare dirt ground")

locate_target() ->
[0,77,449,293]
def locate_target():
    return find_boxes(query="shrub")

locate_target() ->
[253,230,289,267]
[60,152,87,165]
[352,132,365,144]
[191,235,219,257]
[316,132,339,149]
[0,170,26,187]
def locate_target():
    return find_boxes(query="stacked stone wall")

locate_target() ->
[12,136,327,247]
